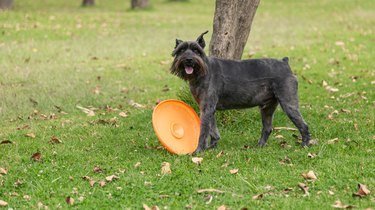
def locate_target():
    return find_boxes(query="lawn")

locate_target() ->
[0,0,374,209]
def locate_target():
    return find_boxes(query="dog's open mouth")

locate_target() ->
[185,66,194,75]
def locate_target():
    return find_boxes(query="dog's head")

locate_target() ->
[170,31,208,81]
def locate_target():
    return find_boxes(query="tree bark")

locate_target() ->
[0,0,13,10]
[82,0,95,6]
[131,0,149,9]
[209,0,260,60]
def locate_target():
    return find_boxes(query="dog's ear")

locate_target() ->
[175,39,183,49]
[196,30,208,49]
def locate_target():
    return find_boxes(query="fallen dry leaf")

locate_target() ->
[0,167,7,175]
[31,152,42,161]
[335,41,345,47]
[340,108,351,113]
[185,204,193,209]
[279,156,293,165]
[89,179,96,187]
[82,176,91,181]
[298,182,309,196]
[119,111,128,117]
[129,100,145,108]
[76,105,95,116]
[275,134,284,139]
[0,200,8,207]
[283,188,293,194]
[93,86,100,95]
[25,133,36,138]
[217,205,228,210]
[301,170,317,181]
[143,204,152,210]
[332,200,356,209]
[93,166,103,173]
[353,183,371,197]
[69,176,74,181]
[230,168,239,174]
[14,179,22,187]
[105,175,119,182]
[252,193,264,200]
[307,153,318,158]
[161,162,171,174]
[0,140,13,144]
[134,162,141,168]
[273,127,298,131]
[23,195,31,201]
[216,151,224,158]
[99,180,106,187]
[196,188,224,193]
[192,157,203,165]
[49,136,62,144]
[328,190,335,195]
[204,194,213,204]
[328,110,339,120]
[65,196,74,205]
[327,138,339,144]
[16,124,31,130]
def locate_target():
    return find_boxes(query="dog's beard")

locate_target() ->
[171,56,208,81]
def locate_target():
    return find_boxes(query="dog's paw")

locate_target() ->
[257,140,267,147]
[301,141,310,147]
[193,147,205,154]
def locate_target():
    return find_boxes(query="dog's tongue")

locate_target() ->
[185,67,194,75]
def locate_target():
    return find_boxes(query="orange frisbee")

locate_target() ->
[152,100,200,155]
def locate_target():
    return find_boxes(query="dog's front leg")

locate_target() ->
[195,100,217,153]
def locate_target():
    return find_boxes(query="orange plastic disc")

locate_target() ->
[152,100,200,155]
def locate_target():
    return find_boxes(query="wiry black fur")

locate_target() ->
[170,31,311,153]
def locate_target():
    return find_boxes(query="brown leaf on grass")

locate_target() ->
[216,151,224,158]
[99,180,106,187]
[298,182,309,196]
[31,152,42,161]
[185,204,193,209]
[25,133,36,138]
[49,136,62,144]
[340,108,351,113]
[307,153,318,158]
[252,193,264,200]
[23,195,31,201]
[0,167,7,175]
[230,168,239,174]
[89,179,96,187]
[192,157,203,165]
[105,175,119,182]
[335,41,345,47]
[129,100,145,109]
[196,188,224,194]
[204,194,213,204]
[14,179,23,187]
[65,196,74,205]
[273,127,298,131]
[161,162,171,174]
[1,140,14,144]
[143,204,152,210]
[275,134,284,139]
[332,200,356,209]
[134,162,141,168]
[17,124,31,130]
[69,176,74,181]
[283,188,293,194]
[327,138,339,144]
[328,110,339,120]
[160,60,170,65]
[279,156,293,165]
[119,111,128,117]
[82,176,91,180]
[93,166,103,173]
[76,105,95,116]
[0,200,8,207]
[301,171,317,181]
[217,205,228,210]
[93,86,100,95]
[353,183,371,197]
[280,141,291,149]
[328,190,335,195]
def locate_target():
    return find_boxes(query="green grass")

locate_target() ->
[0,0,374,209]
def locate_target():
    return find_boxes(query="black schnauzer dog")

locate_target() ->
[171,31,311,153]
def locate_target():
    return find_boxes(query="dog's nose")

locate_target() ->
[186,58,193,62]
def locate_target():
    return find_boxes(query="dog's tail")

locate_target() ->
[282,57,289,63]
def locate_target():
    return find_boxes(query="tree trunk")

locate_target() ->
[0,0,13,10]
[82,0,95,6]
[209,0,260,60]
[131,0,149,9]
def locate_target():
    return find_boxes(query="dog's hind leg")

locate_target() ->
[274,77,311,146]
[208,115,220,149]
[258,101,278,147]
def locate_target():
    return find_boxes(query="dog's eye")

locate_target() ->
[193,49,200,54]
